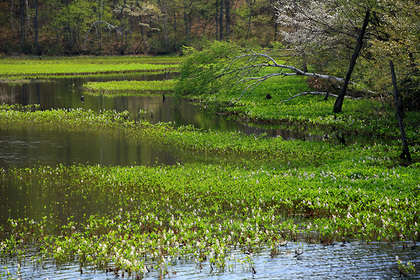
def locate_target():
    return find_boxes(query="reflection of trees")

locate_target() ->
[0,85,17,104]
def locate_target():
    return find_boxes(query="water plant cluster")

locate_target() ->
[1,163,419,278]
[1,55,419,278]
[0,56,180,80]
[83,80,176,96]
[1,104,419,278]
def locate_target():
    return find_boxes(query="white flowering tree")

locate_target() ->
[178,0,419,115]
[275,0,376,113]
[275,0,420,112]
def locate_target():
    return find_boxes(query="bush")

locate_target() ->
[175,41,241,96]
[399,75,420,111]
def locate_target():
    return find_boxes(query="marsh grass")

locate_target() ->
[182,74,420,142]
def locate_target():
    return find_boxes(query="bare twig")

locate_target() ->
[280,91,362,103]
[83,20,131,50]
[221,53,352,85]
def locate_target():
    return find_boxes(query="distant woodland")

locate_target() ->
[0,0,279,55]
[1,0,419,109]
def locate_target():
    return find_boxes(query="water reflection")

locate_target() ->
[0,73,321,169]
[0,127,179,169]
[1,242,418,279]
[0,73,318,138]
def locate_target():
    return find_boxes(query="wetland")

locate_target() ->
[0,56,419,279]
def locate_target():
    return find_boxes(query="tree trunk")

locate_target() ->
[20,0,25,51]
[26,0,30,30]
[215,0,219,40]
[35,0,39,54]
[183,7,191,45]
[11,0,15,33]
[119,0,125,54]
[139,14,148,53]
[160,0,168,52]
[173,9,177,50]
[245,0,253,39]
[333,10,370,113]
[225,0,230,41]
[219,0,223,40]
[270,0,277,41]
[99,0,103,49]
[390,60,412,162]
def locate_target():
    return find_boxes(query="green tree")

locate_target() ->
[51,0,99,53]
[369,0,420,110]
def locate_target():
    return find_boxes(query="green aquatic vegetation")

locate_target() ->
[176,47,420,141]
[1,54,419,278]
[0,103,419,277]
[0,105,419,168]
[83,80,175,96]
[396,255,416,277]
[0,161,419,277]
[0,56,179,78]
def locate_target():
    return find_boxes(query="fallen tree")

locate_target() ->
[176,42,368,107]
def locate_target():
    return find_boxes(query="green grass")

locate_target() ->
[176,41,420,142]
[180,73,420,142]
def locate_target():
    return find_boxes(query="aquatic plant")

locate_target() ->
[0,54,419,278]
[83,80,175,96]
[0,56,180,79]
[396,255,416,277]
[1,150,419,277]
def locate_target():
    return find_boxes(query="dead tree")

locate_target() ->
[333,10,370,113]
[218,52,359,102]
[390,60,412,162]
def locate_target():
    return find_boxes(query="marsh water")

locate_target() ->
[0,73,318,170]
[1,74,419,279]
[2,241,419,279]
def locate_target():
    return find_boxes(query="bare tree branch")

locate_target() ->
[222,53,351,85]
[280,91,362,104]
[83,20,131,50]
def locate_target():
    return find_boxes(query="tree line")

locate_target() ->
[0,0,279,55]
[1,0,418,111]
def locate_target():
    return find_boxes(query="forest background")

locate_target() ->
[0,0,279,55]
[1,0,419,111]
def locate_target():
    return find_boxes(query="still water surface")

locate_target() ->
[2,241,418,279]
[0,73,317,169]
[1,73,418,279]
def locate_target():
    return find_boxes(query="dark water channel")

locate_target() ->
[0,73,318,169]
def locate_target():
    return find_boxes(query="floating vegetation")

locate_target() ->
[1,56,419,278]
[83,80,175,96]
[0,104,419,278]
[396,255,417,277]
[0,162,419,278]
[0,56,180,79]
